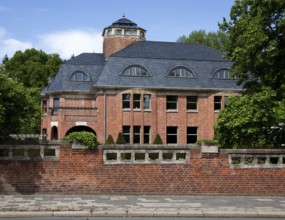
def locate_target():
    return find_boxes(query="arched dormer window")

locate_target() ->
[167,66,196,78]
[121,65,151,77]
[211,68,237,79]
[69,71,90,81]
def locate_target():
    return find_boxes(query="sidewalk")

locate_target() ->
[0,194,285,218]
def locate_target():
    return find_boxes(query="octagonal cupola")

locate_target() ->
[102,16,146,59]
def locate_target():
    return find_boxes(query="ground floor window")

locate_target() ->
[214,96,222,111]
[144,126,150,144]
[42,129,47,141]
[167,126,177,144]
[122,126,130,144]
[187,127,198,143]
[133,126,141,144]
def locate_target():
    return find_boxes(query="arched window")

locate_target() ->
[167,66,196,78]
[211,68,237,79]
[121,65,151,77]
[69,71,90,81]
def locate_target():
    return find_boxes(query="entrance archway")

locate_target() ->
[51,126,58,140]
[65,126,96,137]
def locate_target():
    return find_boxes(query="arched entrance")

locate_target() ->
[51,126,58,140]
[65,126,96,137]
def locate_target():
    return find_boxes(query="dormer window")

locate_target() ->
[124,30,130,36]
[115,29,122,35]
[107,29,112,36]
[212,68,237,79]
[121,65,151,77]
[69,71,90,81]
[131,30,137,36]
[167,66,196,78]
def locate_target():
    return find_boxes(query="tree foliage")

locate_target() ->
[153,134,163,145]
[177,30,230,52]
[219,0,285,93]
[116,132,127,144]
[63,131,100,150]
[0,73,41,142]
[215,0,285,148]
[215,87,285,148]
[105,134,115,144]
[3,48,62,88]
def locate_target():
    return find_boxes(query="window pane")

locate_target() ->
[187,127,198,144]
[167,126,177,144]
[133,94,141,109]
[123,126,130,144]
[167,96,177,110]
[144,126,150,144]
[214,96,222,110]
[133,126,140,144]
[143,94,151,110]
[187,96,198,110]
[131,30,137,36]
[122,94,130,109]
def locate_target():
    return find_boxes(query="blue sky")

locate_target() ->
[0,0,235,59]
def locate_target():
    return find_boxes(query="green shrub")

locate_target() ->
[105,134,115,144]
[196,139,218,146]
[153,134,163,144]
[63,131,100,150]
[116,132,126,144]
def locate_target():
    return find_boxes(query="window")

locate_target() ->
[187,127,198,144]
[224,96,229,107]
[167,127,178,144]
[143,94,151,110]
[115,29,122,35]
[42,100,47,114]
[214,96,222,111]
[121,65,151,76]
[144,126,150,144]
[167,96,178,110]
[107,29,112,36]
[42,129,47,141]
[187,96,198,111]
[212,68,237,79]
[133,94,141,109]
[133,126,141,144]
[167,66,196,78]
[123,126,130,144]
[52,98,60,114]
[122,94,131,109]
[69,71,89,81]
[124,30,130,36]
[131,30,137,36]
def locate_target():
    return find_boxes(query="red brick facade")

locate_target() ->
[1,144,285,195]
[41,90,239,144]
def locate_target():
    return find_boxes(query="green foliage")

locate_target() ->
[219,0,285,92]
[0,73,41,141]
[215,87,285,149]
[3,48,62,88]
[116,132,126,144]
[63,131,100,150]
[105,134,115,144]
[196,139,218,146]
[177,30,230,52]
[153,134,163,144]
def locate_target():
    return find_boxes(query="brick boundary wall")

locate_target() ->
[0,143,285,195]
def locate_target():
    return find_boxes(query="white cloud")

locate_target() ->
[39,29,103,59]
[0,38,33,59]
[0,27,6,37]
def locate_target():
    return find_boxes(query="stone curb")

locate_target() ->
[0,210,285,218]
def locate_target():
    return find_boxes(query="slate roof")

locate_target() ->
[42,41,242,94]
[94,41,241,91]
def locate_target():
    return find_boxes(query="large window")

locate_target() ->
[133,94,141,109]
[187,127,198,144]
[214,96,222,111]
[144,126,150,144]
[167,96,178,110]
[187,96,198,111]
[123,126,130,144]
[167,66,196,78]
[133,126,141,144]
[212,68,237,79]
[42,100,47,114]
[167,127,178,144]
[143,94,151,110]
[121,65,151,76]
[52,98,60,114]
[122,94,131,109]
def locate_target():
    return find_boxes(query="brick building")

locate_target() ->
[41,16,241,144]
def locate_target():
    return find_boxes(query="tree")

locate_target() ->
[215,0,285,148]
[177,30,230,52]
[219,0,285,93]
[0,73,41,142]
[116,132,126,144]
[105,134,115,144]
[215,87,285,148]
[3,48,62,88]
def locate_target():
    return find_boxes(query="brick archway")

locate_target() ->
[65,126,96,137]
[51,126,58,140]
